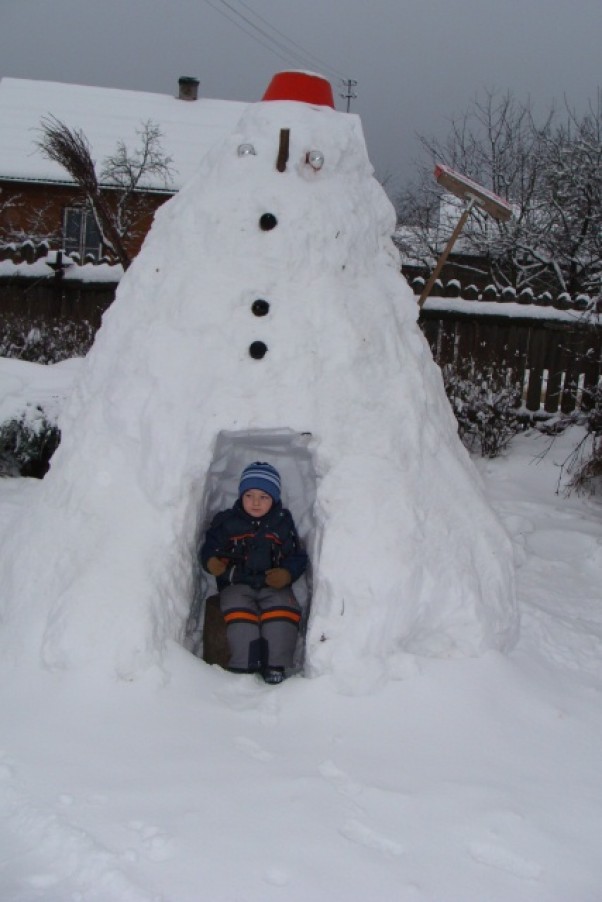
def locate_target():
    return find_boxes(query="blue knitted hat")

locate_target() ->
[239,462,281,502]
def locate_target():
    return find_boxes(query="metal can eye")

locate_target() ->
[306,150,325,171]
[237,143,257,157]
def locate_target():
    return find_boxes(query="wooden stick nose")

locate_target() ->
[276,128,290,172]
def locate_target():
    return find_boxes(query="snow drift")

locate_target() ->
[0,84,517,682]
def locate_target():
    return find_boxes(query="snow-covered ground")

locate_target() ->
[1,425,601,902]
[1,72,600,901]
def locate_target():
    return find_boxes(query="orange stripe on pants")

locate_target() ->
[224,611,260,625]
[260,610,301,625]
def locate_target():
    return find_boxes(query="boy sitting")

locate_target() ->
[200,462,308,684]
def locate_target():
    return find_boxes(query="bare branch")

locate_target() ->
[36,116,174,270]
[36,115,98,193]
[397,88,602,296]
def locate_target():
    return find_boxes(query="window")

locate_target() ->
[63,207,102,261]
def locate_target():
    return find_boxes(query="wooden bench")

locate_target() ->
[201,594,230,668]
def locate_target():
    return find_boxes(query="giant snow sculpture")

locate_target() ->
[0,71,517,681]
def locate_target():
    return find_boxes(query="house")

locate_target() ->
[395,193,494,292]
[0,76,248,261]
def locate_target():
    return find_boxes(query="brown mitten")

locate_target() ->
[265,568,292,589]
[206,556,227,577]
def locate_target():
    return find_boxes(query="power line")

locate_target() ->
[200,0,303,70]
[231,0,350,82]
[200,0,353,91]
[217,0,348,81]
[219,0,316,70]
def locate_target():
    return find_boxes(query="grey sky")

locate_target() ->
[2,0,601,197]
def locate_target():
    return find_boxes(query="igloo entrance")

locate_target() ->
[185,428,317,672]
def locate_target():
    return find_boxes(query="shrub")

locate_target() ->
[442,361,525,458]
[0,318,95,363]
[538,384,602,496]
[567,432,602,496]
[0,411,61,478]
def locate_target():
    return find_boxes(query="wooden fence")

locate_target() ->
[0,275,114,361]
[0,278,114,326]
[1,272,600,414]
[420,305,601,414]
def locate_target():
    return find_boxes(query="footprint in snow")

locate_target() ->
[319,759,364,799]
[468,840,542,878]
[212,673,282,724]
[235,736,274,762]
[258,686,281,725]
[339,818,403,857]
[126,820,175,862]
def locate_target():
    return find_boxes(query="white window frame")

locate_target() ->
[62,206,103,261]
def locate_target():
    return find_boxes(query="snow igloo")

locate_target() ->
[0,71,518,683]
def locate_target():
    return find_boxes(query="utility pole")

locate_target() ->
[340,79,358,113]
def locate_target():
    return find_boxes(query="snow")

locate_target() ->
[423,296,599,323]
[1,427,602,900]
[1,80,600,898]
[0,258,123,283]
[0,77,248,189]
[1,96,517,679]
[0,356,80,426]
[434,164,514,219]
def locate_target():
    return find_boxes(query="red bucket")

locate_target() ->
[262,71,335,108]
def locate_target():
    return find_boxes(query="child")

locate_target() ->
[200,461,308,684]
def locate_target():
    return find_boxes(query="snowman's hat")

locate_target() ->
[262,71,335,108]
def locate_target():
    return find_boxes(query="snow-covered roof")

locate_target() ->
[0,77,249,191]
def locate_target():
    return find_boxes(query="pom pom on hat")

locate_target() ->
[239,462,281,502]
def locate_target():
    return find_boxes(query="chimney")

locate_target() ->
[178,76,200,101]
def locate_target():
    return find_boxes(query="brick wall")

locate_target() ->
[0,180,170,261]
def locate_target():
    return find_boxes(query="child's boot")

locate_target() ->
[262,666,285,685]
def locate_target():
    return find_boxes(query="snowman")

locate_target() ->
[0,71,517,684]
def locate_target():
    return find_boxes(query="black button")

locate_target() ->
[252,299,270,316]
[249,341,268,359]
[259,213,277,231]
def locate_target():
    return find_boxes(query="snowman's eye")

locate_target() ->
[237,143,257,157]
[306,150,325,171]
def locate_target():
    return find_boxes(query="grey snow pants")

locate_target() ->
[219,583,302,672]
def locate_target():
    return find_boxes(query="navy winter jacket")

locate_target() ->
[200,499,308,591]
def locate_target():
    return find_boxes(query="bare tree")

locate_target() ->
[36,117,173,270]
[100,121,174,255]
[396,90,602,296]
[0,192,24,247]
[0,192,18,245]
[539,92,602,295]
[0,192,62,251]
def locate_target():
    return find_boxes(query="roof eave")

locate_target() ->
[0,174,177,195]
